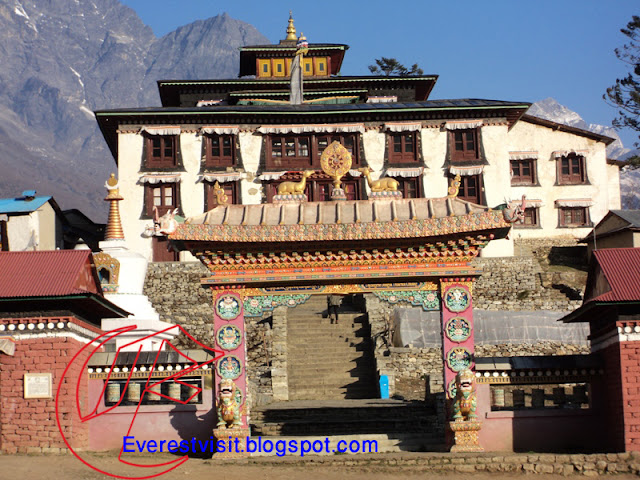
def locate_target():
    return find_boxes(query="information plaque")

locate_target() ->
[24,373,52,399]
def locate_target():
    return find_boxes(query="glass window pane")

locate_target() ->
[405,134,414,153]
[454,132,463,151]
[465,131,475,151]
[299,138,309,156]
[561,159,570,175]
[285,138,296,156]
[394,135,403,153]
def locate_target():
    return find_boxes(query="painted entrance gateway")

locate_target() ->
[168,147,520,451]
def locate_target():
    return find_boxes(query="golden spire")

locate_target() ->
[104,173,125,240]
[285,11,297,41]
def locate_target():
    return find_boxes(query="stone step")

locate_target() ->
[288,375,378,385]
[288,362,375,373]
[288,347,372,356]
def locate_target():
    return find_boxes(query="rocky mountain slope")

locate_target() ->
[0,0,267,220]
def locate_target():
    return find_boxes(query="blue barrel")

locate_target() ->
[379,375,389,399]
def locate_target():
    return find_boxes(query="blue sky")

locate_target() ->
[121,0,639,149]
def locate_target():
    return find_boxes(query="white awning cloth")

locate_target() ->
[386,167,424,178]
[449,165,484,176]
[509,151,538,160]
[200,173,244,183]
[139,174,182,184]
[384,122,422,132]
[257,124,364,134]
[140,126,181,135]
[259,171,288,181]
[554,199,594,207]
[445,120,483,130]
[200,126,240,135]
[552,149,588,158]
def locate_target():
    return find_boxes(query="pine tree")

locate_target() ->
[368,57,424,76]
[604,15,640,165]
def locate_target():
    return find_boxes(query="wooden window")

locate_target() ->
[268,136,312,168]
[258,59,271,77]
[145,183,178,217]
[316,134,359,166]
[314,57,327,75]
[303,58,313,76]
[205,134,235,167]
[0,220,8,251]
[559,207,589,227]
[511,159,536,185]
[394,177,422,199]
[457,174,483,205]
[146,135,177,167]
[389,132,418,163]
[205,181,238,211]
[558,154,586,185]
[273,59,285,77]
[450,129,478,161]
[515,207,540,227]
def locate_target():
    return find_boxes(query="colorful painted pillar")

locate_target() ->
[212,290,250,457]
[440,278,483,452]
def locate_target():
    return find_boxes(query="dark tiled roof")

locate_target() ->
[611,210,640,228]
[592,248,640,302]
[521,114,615,145]
[95,98,529,115]
[0,250,98,298]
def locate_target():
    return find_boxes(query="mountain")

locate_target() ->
[0,0,268,221]
[529,97,640,210]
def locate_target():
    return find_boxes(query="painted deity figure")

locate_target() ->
[452,369,478,422]
[216,378,242,429]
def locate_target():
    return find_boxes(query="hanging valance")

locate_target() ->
[509,151,538,160]
[139,126,181,135]
[257,124,365,134]
[552,149,588,158]
[523,199,543,208]
[200,126,240,135]
[348,169,362,177]
[0,337,15,356]
[384,122,422,132]
[258,171,288,181]
[200,173,244,183]
[554,199,594,207]
[139,174,182,184]
[386,167,424,178]
[449,165,484,176]
[444,120,483,130]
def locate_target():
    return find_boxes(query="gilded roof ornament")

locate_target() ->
[448,174,461,198]
[285,11,297,41]
[104,173,124,240]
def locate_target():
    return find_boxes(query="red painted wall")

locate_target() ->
[87,378,214,451]
[619,340,640,451]
[0,335,91,453]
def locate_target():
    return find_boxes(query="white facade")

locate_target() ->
[114,116,619,261]
[2,201,64,251]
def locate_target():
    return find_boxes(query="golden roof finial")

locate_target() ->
[285,11,297,41]
[104,173,125,240]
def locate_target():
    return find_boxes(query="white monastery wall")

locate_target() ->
[420,127,448,198]
[7,214,38,251]
[507,120,612,239]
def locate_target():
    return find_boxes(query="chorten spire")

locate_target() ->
[285,11,297,41]
[104,173,124,240]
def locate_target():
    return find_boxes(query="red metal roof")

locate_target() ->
[592,248,640,302]
[0,250,101,298]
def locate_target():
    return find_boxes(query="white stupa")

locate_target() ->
[97,174,177,351]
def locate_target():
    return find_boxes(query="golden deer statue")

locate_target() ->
[358,167,399,192]
[277,170,314,195]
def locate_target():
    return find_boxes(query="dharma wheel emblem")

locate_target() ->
[320,141,352,189]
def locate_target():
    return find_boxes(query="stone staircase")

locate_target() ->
[286,296,378,400]
[250,399,445,454]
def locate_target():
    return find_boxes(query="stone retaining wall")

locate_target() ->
[246,451,640,475]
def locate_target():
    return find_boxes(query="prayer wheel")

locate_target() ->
[126,382,141,402]
[491,388,505,408]
[168,382,181,401]
[148,383,162,401]
[106,382,121,404]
